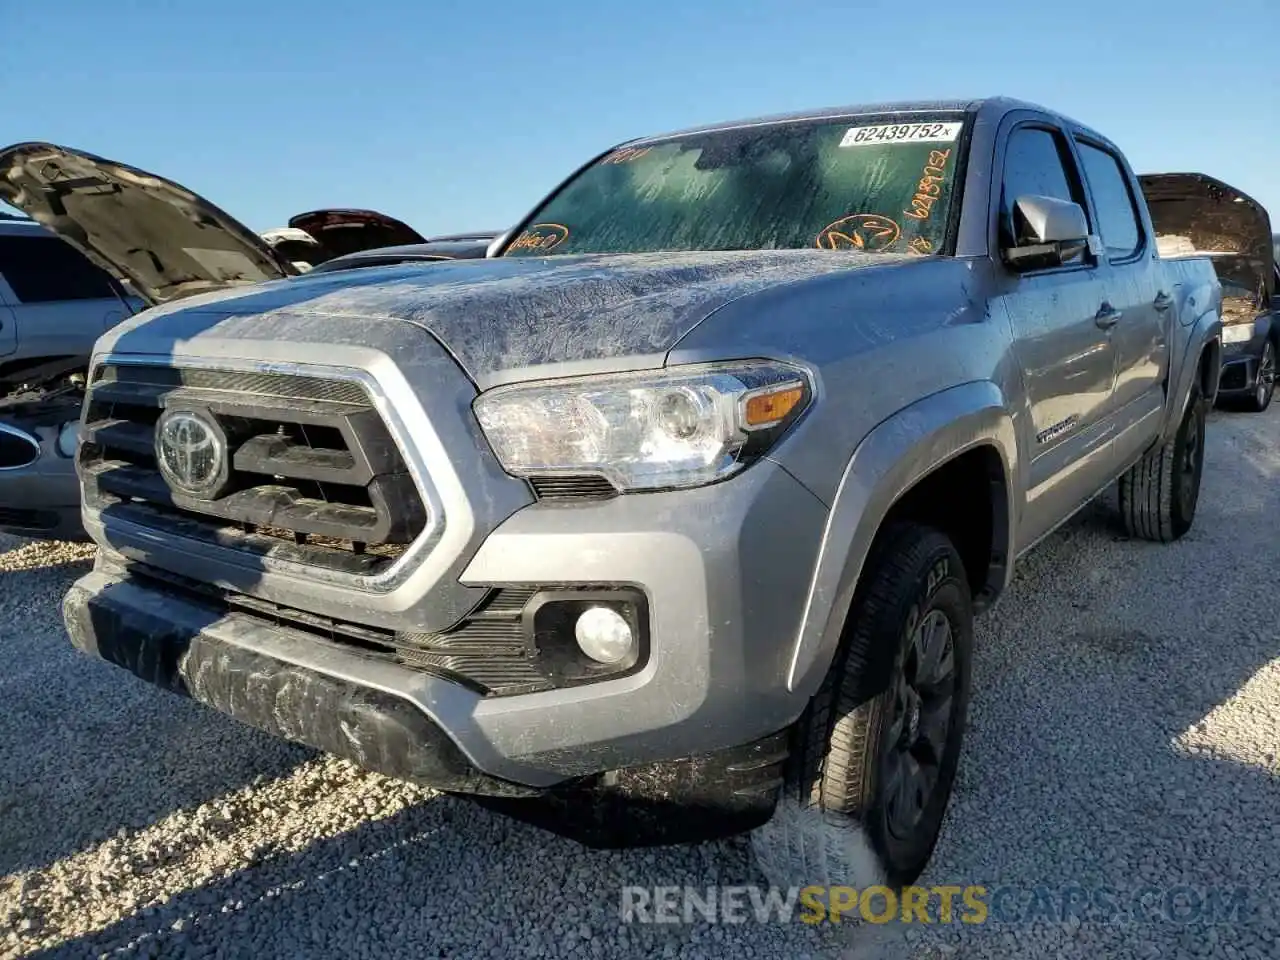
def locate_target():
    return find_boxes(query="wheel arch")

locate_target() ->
[1200,334,1222,406]
[785,381,1017,698]
[1263,312,1280,353]
[1164,303,1221,436]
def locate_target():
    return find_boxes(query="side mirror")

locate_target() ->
[1003,195,1090,271]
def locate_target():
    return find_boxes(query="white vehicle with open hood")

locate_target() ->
[0,213,138,538]
[0,141,450,538]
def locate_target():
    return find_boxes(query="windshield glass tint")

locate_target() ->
[504,115,967,258]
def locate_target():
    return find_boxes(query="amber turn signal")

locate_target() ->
[743,384,805,428]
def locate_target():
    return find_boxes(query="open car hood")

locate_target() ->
[1139,172,1275,301]
[287,209,428,261]
[260,225,324,271]
[0,142,298,307]
[307,232,502,274]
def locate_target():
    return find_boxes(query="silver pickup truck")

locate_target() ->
[1,97,1225,888]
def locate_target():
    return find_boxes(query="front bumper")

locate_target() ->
[64,459,829,789]
[0,423,85,540]
[63,569,545,795]
[1217,356,1259,396]
[1217,328,1269,397]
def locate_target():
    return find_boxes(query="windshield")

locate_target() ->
[503,114,968,258]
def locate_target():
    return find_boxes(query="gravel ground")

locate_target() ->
[1,405,1277,960]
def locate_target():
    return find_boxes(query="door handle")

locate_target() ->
[1153,291,1173,312]
[1095,304,1123,330]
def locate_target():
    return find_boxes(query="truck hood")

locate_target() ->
[1139,172,1275,300]
[112,249,911,383]
[0,142,301,306]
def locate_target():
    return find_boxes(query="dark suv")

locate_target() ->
[1141,174,1276,412]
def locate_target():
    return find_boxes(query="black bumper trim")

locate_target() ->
[1216,356,1255,395]
[62,577,543,798]
[60,572,791,846]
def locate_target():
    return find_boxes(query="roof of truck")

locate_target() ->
[625,97,1088,144]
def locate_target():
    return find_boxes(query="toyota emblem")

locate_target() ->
[155,409,226,498]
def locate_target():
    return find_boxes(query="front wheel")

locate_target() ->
[1245,339,1275,413]
[1118,381,1206,542]
[750,523,973,890]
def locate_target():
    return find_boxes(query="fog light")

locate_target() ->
[574,606,635,664]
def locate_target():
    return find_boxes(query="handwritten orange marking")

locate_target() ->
[601,147,652,165]
[815,214,902,251]
[506,222,570,253]
[905,148,953,221]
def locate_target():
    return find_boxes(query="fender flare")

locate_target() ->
[1163,297,1222,439]
[1262,312,1279,343]
[785,380,1018,697]
[1253,312,1278,361]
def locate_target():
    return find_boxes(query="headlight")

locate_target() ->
[473,361,812,491]
[56,421,80,458]
[1222,323,1255,344]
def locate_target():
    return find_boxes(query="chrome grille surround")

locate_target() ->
[82,354,447,593]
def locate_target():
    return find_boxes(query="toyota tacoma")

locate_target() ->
[1,98,1224,887]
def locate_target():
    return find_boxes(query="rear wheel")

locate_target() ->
[1245,339,1275,412]
[750,523,973,890]
[1118,381,1206,542]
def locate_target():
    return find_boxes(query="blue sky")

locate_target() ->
[3,0,1277,235]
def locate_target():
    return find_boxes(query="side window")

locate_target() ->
[1076,141,1143,259]
[0,235,118,303]
[999,127,1088,262]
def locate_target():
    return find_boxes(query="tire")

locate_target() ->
[1118,380,1206,542]
[1244,339,1275,413]
[750,523,973,890]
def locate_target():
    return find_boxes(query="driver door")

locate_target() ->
[991,121,1118,551]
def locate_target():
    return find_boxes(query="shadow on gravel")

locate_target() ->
[913,415,1280,955]
[22,797,843,959]
[919,759,1278,958]
[0,558,315,878]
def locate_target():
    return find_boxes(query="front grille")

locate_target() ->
[396,587,545,692]
[230,583,549,695]
[80,364,427,576]
[128,561,552,696]
[529,474,618,501]
[94,366,371,405]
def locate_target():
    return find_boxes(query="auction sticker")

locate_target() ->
[839,122,963,147]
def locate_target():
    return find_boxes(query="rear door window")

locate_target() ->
[1076,141,1144,259]
[0,235,118,303]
